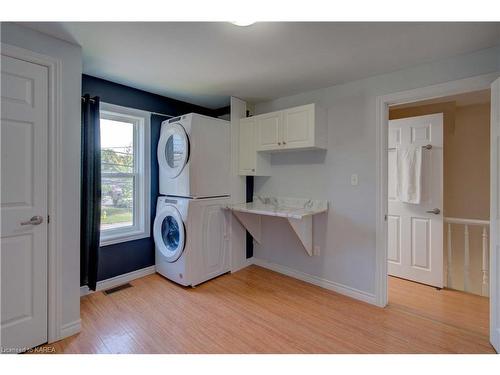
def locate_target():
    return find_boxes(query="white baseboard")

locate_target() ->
[58,319,81,341]
[231,257,254,273]
[252,258,377,305]
[80,265,156,296]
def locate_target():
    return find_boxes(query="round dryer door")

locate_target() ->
[154,205,185,262]
[157,122,189,178]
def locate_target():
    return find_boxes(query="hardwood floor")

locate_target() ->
[39,265,495,353]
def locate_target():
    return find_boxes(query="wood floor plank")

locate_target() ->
[34,265,495,354]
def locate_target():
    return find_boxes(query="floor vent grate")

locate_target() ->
[103,283,133,295]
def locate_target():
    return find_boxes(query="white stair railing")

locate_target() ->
[444,217,490,296]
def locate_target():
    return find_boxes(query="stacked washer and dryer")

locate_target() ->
[154,113,231,286]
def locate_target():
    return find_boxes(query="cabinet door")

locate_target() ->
[256,112,282,151]
[283,104,314,148]
[200,204,229,280]
[238,117,256,175]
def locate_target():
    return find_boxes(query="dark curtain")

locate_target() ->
[80,95,101,290]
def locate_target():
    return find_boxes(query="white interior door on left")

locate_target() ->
[1,54,49,352]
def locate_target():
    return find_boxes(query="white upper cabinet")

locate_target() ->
[238,117,271,176]
[238,103,325,176]
[239,117,256,174]
[256,111,282,150]
[283,104,314,148]
[255,103,326,151]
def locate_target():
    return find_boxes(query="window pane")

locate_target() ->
[100,118,134,173]
[101,176,134,230]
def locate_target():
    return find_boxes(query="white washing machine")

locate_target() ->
[157,113,230,198]
[154,196,231,286]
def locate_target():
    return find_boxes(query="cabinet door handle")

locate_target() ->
[278,142,281,145]
[283,141,287,145]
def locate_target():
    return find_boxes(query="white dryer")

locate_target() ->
[154,196,231,286]
[157,113,230,198]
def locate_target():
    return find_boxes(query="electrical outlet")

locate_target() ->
[351,174,359,186]
[313,245,321,256]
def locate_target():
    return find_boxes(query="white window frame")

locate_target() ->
[99,102,151,246]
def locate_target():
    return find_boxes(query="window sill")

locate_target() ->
[100,230,150,247]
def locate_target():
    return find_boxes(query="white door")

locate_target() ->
[490,78,500,353]
[283,104,313,149]
[256,112,282,151]
[1,54,49,352]
[387,113,443,288]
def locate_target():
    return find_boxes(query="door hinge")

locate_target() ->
[384,214,387,221]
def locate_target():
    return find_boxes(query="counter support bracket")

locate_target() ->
[232,211,262,244]
[226,197,327,257]
[287,216,313,256]
[229,210,314,256]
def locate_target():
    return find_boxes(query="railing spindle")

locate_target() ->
[464,224,470,293]
[447,223,452,289]
[481,226,489,297]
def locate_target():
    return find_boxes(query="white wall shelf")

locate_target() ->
[227,196,328,256]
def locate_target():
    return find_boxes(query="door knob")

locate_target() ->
[21,215,44,225]
[426,208,441,215]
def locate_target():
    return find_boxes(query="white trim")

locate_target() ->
[252,258,376,305]
[1,43,65,343]
[375,72,499,308]
[59,320,82,339]
[99,102,151,247]
[444,217,490,226]
[231,257,254,273]
[490,78,500,353]
[80,265,156,296]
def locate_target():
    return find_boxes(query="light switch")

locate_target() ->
[351,174,358,186]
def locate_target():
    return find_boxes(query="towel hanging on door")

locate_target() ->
[396,145,422,204]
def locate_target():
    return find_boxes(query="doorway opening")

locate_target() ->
[386,89,491,340]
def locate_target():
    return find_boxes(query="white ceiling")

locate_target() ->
[21,22,500,109]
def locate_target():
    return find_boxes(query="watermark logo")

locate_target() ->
[1,346,56,354]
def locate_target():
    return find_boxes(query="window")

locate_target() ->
[99,103,150,246]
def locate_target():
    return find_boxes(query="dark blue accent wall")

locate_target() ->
[82,74,222,281]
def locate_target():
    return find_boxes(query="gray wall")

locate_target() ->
[253,46,500,298]
[1,23,83,338]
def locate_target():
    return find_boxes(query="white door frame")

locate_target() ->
[1,43,64,343]
[375,72,499,308]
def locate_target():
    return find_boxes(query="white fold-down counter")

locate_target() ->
[226,196,328,256]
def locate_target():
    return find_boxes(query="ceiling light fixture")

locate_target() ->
[231,21,256,27]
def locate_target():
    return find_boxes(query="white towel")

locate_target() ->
[396,145,422,204]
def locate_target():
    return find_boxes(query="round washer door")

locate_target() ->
[157,122,189,178]
[154,205,185,262]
